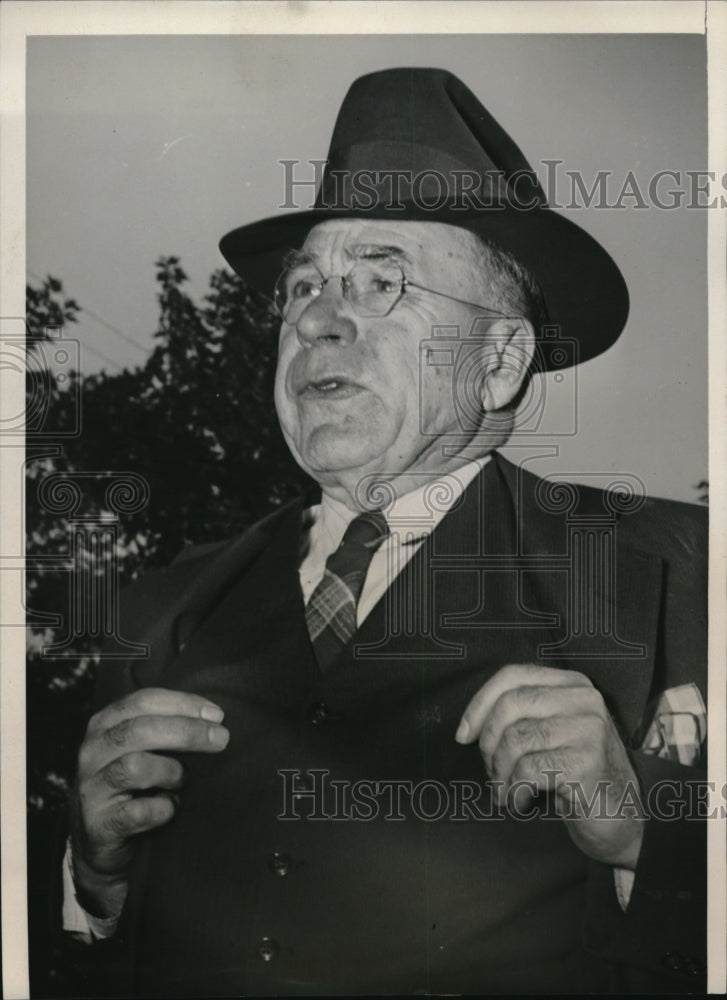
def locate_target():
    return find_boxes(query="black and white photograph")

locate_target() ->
[1,2,725,996]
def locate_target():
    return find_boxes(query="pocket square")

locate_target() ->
[639,682,706,766]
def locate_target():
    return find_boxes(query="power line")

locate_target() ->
[76,342,123,373]
[26,270,124,372]
[78,304,149,354]
[26,269,150,357]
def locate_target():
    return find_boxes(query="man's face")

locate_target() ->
[274,219,494,500]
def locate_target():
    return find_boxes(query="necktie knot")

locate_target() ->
[338,509,389,552]
[324,509,388,586]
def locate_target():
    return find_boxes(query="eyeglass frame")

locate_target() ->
[272,254,512,324]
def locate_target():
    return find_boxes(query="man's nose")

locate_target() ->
[295,279,358,347]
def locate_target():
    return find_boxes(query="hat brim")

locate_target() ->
[219,204,629,372]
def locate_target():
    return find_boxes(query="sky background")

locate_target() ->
[26,32,707,502]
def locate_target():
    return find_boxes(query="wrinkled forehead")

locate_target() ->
[299,219,483,281]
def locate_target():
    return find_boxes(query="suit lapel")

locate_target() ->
[495,453,663,739]
[330,458,562,683]
[346,457,524,664]
[130,499,303,687]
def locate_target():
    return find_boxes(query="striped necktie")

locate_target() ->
[305,510,389,671]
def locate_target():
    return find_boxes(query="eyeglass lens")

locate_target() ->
[274,259,405,322]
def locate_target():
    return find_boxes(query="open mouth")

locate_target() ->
[300,377,364,397]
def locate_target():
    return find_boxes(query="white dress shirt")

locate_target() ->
[299,456,489,621]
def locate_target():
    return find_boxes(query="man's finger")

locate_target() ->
[102,794,177,840]
[88,714,229,772]
[499,751,580,813]
[490,714,594,786]
[87,688,224,737]
[93,751,185,795]
[479,684,604,771]
[455,664,591,744]
[508,750,570,801]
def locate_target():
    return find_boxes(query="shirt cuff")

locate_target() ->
[613,866,635,911]
[62,838,120,941]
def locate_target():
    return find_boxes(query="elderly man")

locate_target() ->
[62,69,706,996]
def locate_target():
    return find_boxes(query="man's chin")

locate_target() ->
[300,429,383,481]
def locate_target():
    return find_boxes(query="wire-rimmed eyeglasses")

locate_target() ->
[273,257,509,325]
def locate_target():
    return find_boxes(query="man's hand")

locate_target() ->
[69,687,229,919]
[456,664,644,870]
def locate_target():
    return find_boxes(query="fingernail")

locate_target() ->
[208,725,229,748]
[201,704,224,723]
[455,719,470,743]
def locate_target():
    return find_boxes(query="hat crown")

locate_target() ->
[317,67,546,210]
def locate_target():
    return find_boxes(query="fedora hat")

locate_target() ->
[220,67,629,370]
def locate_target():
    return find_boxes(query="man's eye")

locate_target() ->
[289,278,318,300]
[373,277,400,294]
[360,269,401,294]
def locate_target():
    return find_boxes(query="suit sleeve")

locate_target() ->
[583,748,707,991]
[580,496,708,990]
[52,565,186,996]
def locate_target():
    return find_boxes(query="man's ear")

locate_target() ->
[479,317,536,412]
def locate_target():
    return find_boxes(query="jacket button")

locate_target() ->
[686,956,706,976]
[257,937,280,962]
[268,852,292,876]
[661,951,684,972]
[293,773,314,797]
[308,700,332,724]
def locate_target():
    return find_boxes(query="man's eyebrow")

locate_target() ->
[347,244,412,265]
[283,248,318,269]
[283,243,413,269]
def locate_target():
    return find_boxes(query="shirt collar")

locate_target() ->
[307,455,490,553]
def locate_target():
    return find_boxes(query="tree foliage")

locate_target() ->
[27,258,309,802]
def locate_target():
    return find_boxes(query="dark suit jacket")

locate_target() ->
[63,453,707,996]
